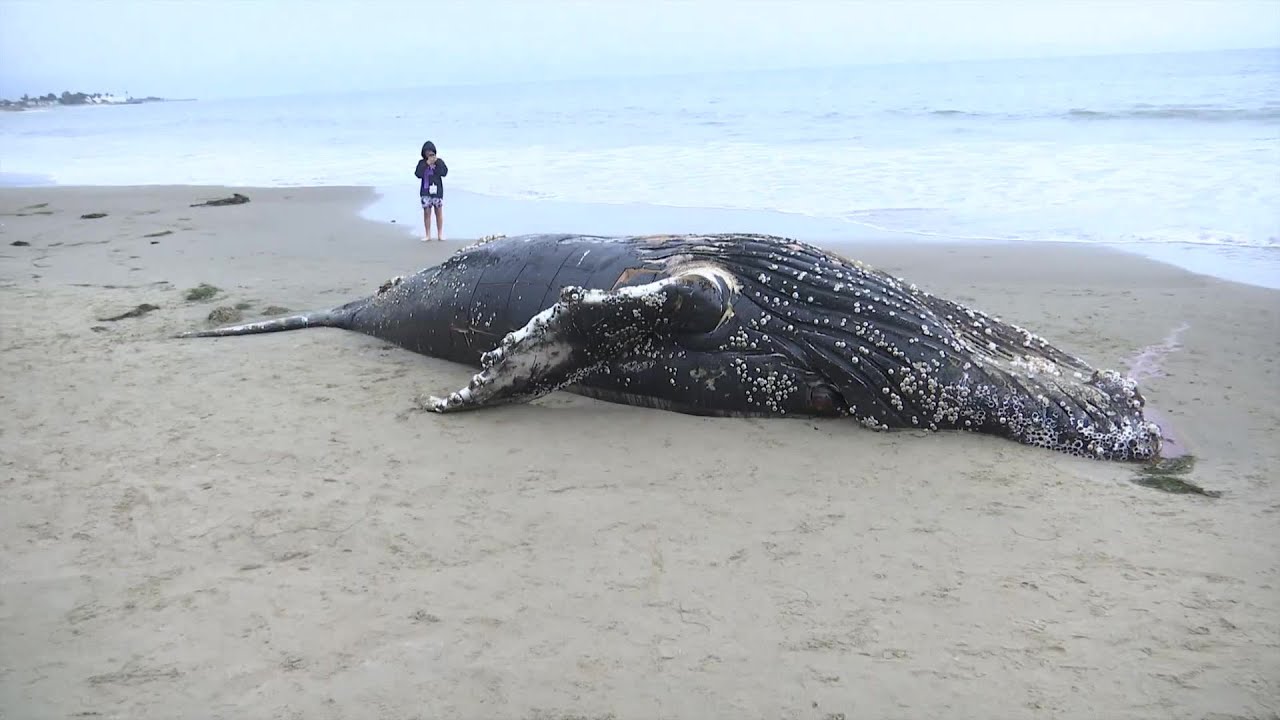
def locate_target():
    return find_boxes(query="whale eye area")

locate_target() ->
[808,385,846,416]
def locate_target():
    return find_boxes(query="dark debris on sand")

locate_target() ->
[190,193,249,208]
[98,303,160,322]
[206,306,244,325]
[1132,455,1221,497]
[80,212,108,219]
[184,284,220,302]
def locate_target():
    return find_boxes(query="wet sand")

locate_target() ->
[2,185,1278,720]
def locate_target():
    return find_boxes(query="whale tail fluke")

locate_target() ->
[175,309,346,339]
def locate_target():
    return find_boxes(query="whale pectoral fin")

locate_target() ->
[423,270,732,413]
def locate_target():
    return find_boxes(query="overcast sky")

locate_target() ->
[1,0,1276,99]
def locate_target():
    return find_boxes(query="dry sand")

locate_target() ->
[1,185,1277,720]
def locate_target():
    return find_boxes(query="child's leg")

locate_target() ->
[434,202,445,240]
[422,206,432,241]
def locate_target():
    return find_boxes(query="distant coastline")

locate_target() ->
[0,91,192,112]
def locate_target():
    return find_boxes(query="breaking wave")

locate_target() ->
[1065,104,1280,122]
[918,104,1280,123]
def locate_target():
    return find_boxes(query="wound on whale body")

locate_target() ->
[179,233,1167,462]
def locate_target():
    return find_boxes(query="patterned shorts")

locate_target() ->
[420,196,442,208]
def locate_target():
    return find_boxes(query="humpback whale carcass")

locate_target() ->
[181,233,1165,461]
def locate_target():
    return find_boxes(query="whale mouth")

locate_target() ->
[1141,405,1187,460]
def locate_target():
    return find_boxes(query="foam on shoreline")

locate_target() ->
[360,185,1280,290]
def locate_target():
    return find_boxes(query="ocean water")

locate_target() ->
[2,48,1277,287]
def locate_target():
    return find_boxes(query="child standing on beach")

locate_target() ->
[414,140,448,241]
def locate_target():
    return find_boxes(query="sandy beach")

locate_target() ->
[1,185,1277,719]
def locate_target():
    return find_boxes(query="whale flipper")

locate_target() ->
[175,310,343,338]
[424,268,734,413]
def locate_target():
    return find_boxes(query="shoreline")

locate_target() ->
[317,182,1280,293]
[1,176,1275,291]
[2,184,1278,718]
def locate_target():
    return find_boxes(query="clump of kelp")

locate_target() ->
[1132,455,1220,497]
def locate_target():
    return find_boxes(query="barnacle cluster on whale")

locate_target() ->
[179,232,1165,462]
